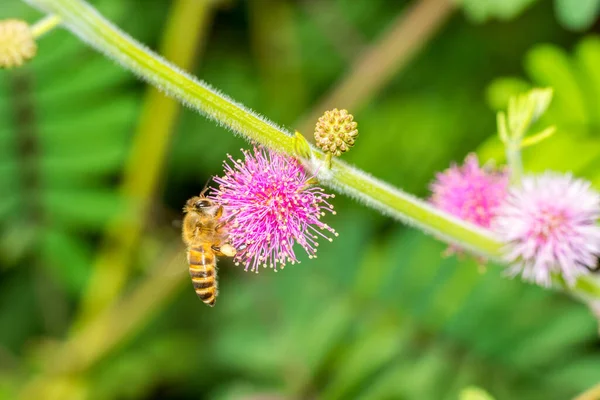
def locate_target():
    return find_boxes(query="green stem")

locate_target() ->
[506,141,523,185]
[24,0,292,152]
[325,152,332,169]
[21,0,600,299]
[327,160,502,256]
[22,0,500,259]
[30,14,61,38]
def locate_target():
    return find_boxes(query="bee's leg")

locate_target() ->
[212,244,237,257]
[215,222,228,234]
[215,210,240,233]
[214,205,224,219]
[199,178,211,196]
[211,245,224,256]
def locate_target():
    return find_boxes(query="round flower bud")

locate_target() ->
[314,108,358,157]
[0,20,37,69]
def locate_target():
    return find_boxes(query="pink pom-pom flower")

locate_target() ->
[493,173,600,287]
[210,147,337,272]
[430,153,509,229]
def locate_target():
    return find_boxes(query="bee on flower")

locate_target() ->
[210,146,337,273]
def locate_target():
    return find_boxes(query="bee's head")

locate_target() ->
[184,196,215,214]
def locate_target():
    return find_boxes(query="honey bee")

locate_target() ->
[182,193,236,307]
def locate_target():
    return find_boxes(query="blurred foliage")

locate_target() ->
[481,35,600,186]
[459,387,496,400]
[554,0,600,31]
[458,0,600,31]
[0,0,168,297]
[1,0,600,400]
[458,0,539,23]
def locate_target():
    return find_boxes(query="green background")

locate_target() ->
[1,0,600,399]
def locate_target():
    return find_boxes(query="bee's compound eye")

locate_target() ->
[196,200,212,208]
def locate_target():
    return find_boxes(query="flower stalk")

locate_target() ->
[30,14,61,38]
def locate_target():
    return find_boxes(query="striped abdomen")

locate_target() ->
[187,244,218,307]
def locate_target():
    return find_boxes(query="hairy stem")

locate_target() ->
[22,0,500,259]
[25,0,293,151]
[21,0,600,299]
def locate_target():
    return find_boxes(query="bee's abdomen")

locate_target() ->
[188,245,217,307]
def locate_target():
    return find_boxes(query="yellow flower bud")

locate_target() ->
[314,108,358,157]
[0,20,37,69]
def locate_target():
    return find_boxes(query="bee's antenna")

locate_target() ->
[199,177,212,196]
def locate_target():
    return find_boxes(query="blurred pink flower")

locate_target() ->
[210,147,336,272]
[494,173,600,287]
[430,154,509,229]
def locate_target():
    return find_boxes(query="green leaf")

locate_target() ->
[519,126,556,148]
[0,221,37,267]
[486,77,531,111]
[525,45,588,126]
[0,0,143,286]
[485,35,600,186]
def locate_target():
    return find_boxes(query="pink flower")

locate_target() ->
[430,154,509,229]
[493,173,600,287]
[210,147,337,272]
